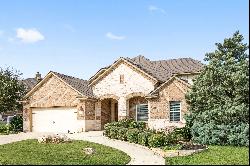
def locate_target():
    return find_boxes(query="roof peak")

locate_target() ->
[51,71,87,82]
[131,55,151,63]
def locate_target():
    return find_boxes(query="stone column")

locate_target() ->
[111,100,115,122]
[118,97,127,119]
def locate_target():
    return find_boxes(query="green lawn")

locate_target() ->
[0,139,131,165]
[165,146,249,165]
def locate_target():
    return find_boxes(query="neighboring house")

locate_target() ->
[22,72,43,92]
[22,55,204,133]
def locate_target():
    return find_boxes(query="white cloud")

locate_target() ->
[16,28,45,43]
[106,32,126,40]
[148,5,166,14]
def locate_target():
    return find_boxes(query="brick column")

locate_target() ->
[118,97,127,119]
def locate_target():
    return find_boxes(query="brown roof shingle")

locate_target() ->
[126,55,204,82]
[52,71,95,98]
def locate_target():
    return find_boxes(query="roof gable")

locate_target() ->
[147,76,191,98]
[88,57,159,86]
[25,71,94,98]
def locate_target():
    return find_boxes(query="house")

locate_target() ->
[22,55,204,133]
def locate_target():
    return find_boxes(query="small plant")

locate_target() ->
[138,131,152,146]
[10,115,23,132]
[148,133,166,147]
[117,128,128,141]
[126,128,139,143]
[109,127,120,139]
[0,123,8,134]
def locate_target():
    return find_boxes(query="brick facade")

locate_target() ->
[147,77,190,129]
[23,74,98,132]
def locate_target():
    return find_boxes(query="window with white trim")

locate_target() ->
[136,104,148,121]
[170,101,181,122]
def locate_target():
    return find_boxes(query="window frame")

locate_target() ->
[135,104,149,122]
[169,101,181,122]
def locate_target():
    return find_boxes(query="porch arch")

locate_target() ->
[99,94,119,101]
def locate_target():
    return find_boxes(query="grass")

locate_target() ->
[0,139,131,165]
[165,145,249,165]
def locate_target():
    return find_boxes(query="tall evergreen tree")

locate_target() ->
[186,31,249,146]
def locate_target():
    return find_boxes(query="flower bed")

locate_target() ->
[103,119,207,157]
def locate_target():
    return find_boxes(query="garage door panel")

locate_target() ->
[32,107,83,133]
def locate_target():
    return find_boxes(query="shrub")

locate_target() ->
[138,131,152,146]
[103,125,111,137]
[10,115,23,132]
[191,122,249,146]
[117,128,128,141]
[109,127,120,139]
[137,122,146,131]
[118,119,134,128]
[126,128,139,143]
[0,124,7,134]
[148,133,166,147]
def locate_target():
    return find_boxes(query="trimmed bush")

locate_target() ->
[118,119,134,128]
[138,131,152,146]
[117,128,128,141]
[0,124,7,134]
[126,128,139,143]
[109,127,120,139]
[148,133,166,147]
[137,122,146,131]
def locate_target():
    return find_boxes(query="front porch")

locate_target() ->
[98,94,149,129]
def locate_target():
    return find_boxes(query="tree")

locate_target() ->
[186,31,249,146]
[0,67,26,113]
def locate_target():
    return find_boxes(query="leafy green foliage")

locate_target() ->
[138,131,152,146]
[10,115,23,132]
[0,67,26,113]
[117,128,128,141]
[186,31,249,146]
[148,133,166,147]
[0,124,7,134]
[103,119,147,139]
[126,128,139,143]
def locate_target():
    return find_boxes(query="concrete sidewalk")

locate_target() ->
[67,131,165,165]
[0,131,165,165]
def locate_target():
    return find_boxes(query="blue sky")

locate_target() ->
[0,0,249,79]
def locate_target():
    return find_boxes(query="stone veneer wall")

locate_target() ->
[147,78,190,130]
[93,62,155,119]
[23,74,99,132]
[28,75,79,107]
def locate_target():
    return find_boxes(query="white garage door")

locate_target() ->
[32,107,84,133]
